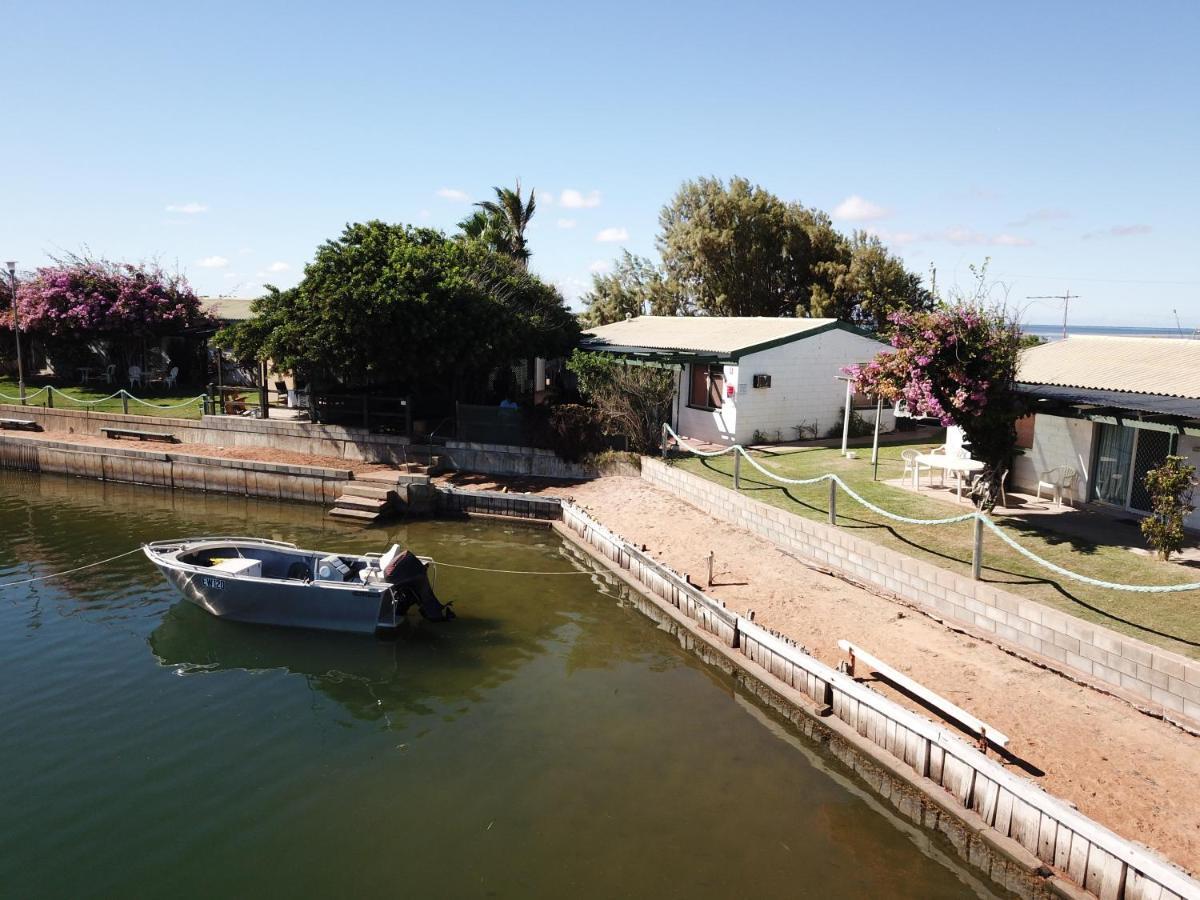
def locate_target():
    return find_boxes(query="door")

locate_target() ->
[1091,423,1133,506]
[1128,429,1175,513]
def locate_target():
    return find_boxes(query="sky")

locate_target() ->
[2,0,1198,327]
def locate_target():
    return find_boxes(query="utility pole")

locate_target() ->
[5,261,24,403]
[1026,290,1079,340]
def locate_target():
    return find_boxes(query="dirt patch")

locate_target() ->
[456,473,1200,875]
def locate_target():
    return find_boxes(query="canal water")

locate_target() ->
[0,472,1002,899]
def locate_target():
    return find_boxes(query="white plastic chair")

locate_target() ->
[164,366,179,389]
[104,364,116,384]
[901,448,924,484]
[128,365,142,388]
[1036,466,1077,508]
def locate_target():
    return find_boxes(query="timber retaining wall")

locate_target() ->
[641,458,1200,730]
[559,500,1200,900]
[0,435,351,503]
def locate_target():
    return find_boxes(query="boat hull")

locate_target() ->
[152,560,389,635]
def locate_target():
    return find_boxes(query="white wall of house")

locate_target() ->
[1010,413,1094,503]
[731,329,892,444]
[676,363,738,444]
[1180,438,1200,531]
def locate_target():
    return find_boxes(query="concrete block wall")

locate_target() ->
[641,458,1200,727]
[1011,414,1094,503]
[439,440,598,480]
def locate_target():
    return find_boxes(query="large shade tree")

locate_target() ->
[579,251,686,326]
[219,221,577,400]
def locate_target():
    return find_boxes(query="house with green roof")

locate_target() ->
[580,315,892,445]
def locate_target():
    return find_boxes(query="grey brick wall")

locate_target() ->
[642,458,1200,727]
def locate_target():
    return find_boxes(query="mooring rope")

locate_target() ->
[663,423,1200,593]
[430,560,594,576]
[0,548,145,589]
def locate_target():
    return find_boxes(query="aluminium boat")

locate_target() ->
[143,536,455,634]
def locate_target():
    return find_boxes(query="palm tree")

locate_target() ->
[473,180,536,267]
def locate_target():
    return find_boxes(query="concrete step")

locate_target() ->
[327,506,382,522]
[342,482,394,500]
[358,470,432,487]
[333,494,390,511]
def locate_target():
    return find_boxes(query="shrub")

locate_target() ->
[534,404,608,463]
[566,351,675,454]
[825,406,874,439]
[1140,456,1196,562]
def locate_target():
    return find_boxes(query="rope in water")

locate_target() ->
[663,423,1200,593]
[0,548,145,589]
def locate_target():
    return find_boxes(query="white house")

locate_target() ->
[580,316,893,445]
[1010,336,1200,529]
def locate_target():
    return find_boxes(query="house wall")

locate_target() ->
[731,330,892,444]
[676,363,738,444]
[1180,438,1200,531]
[1011,414,1094,503]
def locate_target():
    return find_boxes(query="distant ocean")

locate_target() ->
[1021,323,1199,342]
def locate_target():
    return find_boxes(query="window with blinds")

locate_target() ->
[688,364,724,410]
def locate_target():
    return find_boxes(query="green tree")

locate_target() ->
[1140,456,1196,561]
[579,251,686,327]
[471,181,537,267]
[218,221,577,399]
[567,350,675,454]
[810,231,934,332]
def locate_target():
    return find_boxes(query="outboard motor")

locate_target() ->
[384,551,455,621]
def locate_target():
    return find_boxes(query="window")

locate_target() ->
[689,364,724,410]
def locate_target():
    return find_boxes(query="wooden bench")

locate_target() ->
[838,639,1010,752]
[101,427,178,443]
[0,418,41,431]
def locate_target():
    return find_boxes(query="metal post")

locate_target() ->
[971,515,983,580]
[404,397,412,440]
[6,263,25,405]
[733,450,741,489]
[840,377,852,456]
[122,391,129,415]
[870,396,882,467]
[707,551,714,587]
[206,383,215,417]
[259,360,269,419]
[828,478,837,525]
[46,388,53,409]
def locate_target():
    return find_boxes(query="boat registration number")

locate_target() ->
[201,577,225,591]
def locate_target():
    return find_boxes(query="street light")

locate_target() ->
[5,261,24,404]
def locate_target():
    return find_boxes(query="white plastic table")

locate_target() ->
[913,453,985,500]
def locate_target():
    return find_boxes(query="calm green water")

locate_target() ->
[0,472,1000,899]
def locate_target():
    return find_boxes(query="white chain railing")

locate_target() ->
[663,423,1200,593]
[0,385,204,412]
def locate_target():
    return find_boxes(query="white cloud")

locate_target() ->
[560,189,602,209]
[196,255,229,269]
[556,218,577,229]
[1082,224,1152,240]
[833,195,889,222]
[436,188,470,202]
[165,202,208,214]
[418,209,431,220]
[588,259,612,274]
[941,227,1032,247]
[596,227,628,242]
[537,190,553,206]
[222,272,240,280]
[1007,208,1070,228]
[991,233,1034,247]
[265,261,290,273]
[554,276,590,304]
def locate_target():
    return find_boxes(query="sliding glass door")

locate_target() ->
[1092,423,1134,506]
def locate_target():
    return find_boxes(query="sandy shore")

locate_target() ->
[446,473,1200,874]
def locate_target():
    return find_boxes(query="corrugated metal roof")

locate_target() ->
[200,297,255,322]
[580,315,844,357]
[1018,336,1200,399]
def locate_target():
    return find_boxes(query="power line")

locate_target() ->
[1026,290,1079,340]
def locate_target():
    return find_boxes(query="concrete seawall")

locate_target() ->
[556,499,1200,900]
[641,458,1200,732]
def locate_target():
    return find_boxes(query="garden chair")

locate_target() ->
[900,448,925,485]
[104,364,116,384]
[1036,466,1077,508]
[128,365,142,388]
[164,367,179,389]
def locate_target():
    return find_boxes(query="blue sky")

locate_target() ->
[2,0,1198,326]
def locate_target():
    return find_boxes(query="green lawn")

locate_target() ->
[674,439,1200,659]
[0,376,205,420]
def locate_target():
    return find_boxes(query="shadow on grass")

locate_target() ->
[695,458,1200,651]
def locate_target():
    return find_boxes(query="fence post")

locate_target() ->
[46,388,53,409]
[733,450,741,490]
[660,423,668,457]
[206,383,214,417]
[122,391,129,415]
[259,382,269,419]
[404,397,412,440]
[828,478,837,525]
[971,515,983,580]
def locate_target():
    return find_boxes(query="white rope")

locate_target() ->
[0,386,48,402]
[5,386,204,411]
[430,560,593,575]
[124,394,205,410]
[663,423,1200,592]
[0,548,144,589]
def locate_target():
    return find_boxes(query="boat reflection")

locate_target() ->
[148,600,541,727]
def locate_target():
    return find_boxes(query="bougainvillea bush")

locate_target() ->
[14,256,209,339]
[846,303,1024,510]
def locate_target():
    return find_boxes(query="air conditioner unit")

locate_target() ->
[752,374,771,388]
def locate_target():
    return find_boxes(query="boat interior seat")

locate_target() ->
[379,544,402,573]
